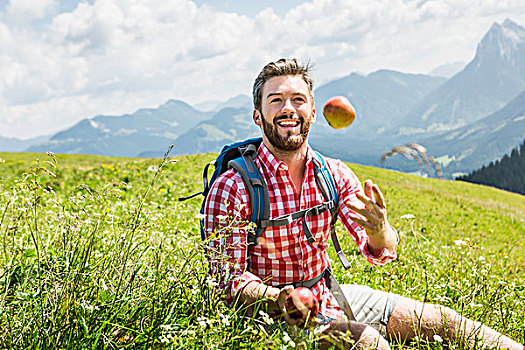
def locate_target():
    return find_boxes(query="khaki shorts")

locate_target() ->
[340,284,400,337]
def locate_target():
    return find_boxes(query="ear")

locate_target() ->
[253,109,262,126]
[310,107,316,124]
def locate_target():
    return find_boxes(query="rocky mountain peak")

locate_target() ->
[475,19,525,64]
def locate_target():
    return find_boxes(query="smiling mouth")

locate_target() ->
[275,118,301,127]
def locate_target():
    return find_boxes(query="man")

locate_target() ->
[204,58,522,349]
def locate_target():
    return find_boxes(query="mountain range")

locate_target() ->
[395,19,525,137]
[0,134,50,152]
[26,100,211,157]
[6,19,525,179]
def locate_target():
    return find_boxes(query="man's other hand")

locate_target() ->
[282,287,318,327]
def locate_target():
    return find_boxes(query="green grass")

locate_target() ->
[0,151,523,349]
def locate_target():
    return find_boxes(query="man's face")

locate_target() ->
[253,75,316,151]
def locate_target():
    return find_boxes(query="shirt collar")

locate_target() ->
[257,142,315,176]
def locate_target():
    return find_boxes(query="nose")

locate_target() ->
[281,98,295,115]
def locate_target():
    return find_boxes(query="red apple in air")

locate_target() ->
[284,287,319,321]
[322,96,356,129]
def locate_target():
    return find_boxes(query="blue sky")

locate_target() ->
[0,0,304,18]
[192,0,306,16]
[1,0,524,139]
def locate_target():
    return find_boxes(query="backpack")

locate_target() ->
[179,137,355,319]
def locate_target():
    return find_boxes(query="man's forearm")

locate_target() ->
[238,280,282,311]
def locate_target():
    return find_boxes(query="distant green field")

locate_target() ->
[0,151,523,349]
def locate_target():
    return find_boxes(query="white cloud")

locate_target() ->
[0,0,525,139]
[6,0,57,23]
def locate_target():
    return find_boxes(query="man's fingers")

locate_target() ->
[363,180,387,211]
[372,184,386,209]
[282,285,294,293]
[356,193,382,216]
[347,214,377,230]
[364,180,374,201]
[277,286,294,313]
[346,203,381,224]
[283,292,310,326]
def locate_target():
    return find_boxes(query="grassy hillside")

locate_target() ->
[0,151,523,349]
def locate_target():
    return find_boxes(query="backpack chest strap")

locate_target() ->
[260,200,336,244]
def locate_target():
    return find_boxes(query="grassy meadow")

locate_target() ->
[0,150,523,349]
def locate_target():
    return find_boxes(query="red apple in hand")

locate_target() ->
[284,287,319,322]
[323,96,356,129]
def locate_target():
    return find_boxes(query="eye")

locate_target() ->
[294,96,306,103]
[270,97,282,103]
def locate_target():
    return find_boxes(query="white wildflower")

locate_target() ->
[159,324,174,331]
[159,333,174,343]
[147,165,159,172]
[197,316,207,329]
[220,314,230,326]
[282,333,291,343]
[83,302,99,313]
[433,334,443,342]
[159,335,169,343]
[159,324,175,344]
[478,256,485,262]
[206,277,219,288]
[454,239,467,246]
[282,332,295,347]
[400,214,415,220]
[259,310,274,325]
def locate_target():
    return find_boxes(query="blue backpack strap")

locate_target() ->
[312,151,338,206]
[179,137,265,242]
[227,143,269,246]
[312,152,351,270]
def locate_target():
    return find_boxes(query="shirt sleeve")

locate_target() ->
[329,159,398,266]
[203,169,263,304]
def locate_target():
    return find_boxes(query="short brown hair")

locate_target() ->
[252,58,314,112]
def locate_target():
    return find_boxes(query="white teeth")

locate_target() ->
[277,120,300,127]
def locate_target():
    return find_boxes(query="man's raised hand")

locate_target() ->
[345,179,390,238]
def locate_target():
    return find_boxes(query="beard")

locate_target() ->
[260,113,311,151]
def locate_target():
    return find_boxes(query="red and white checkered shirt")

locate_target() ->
[204,142,397,319]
